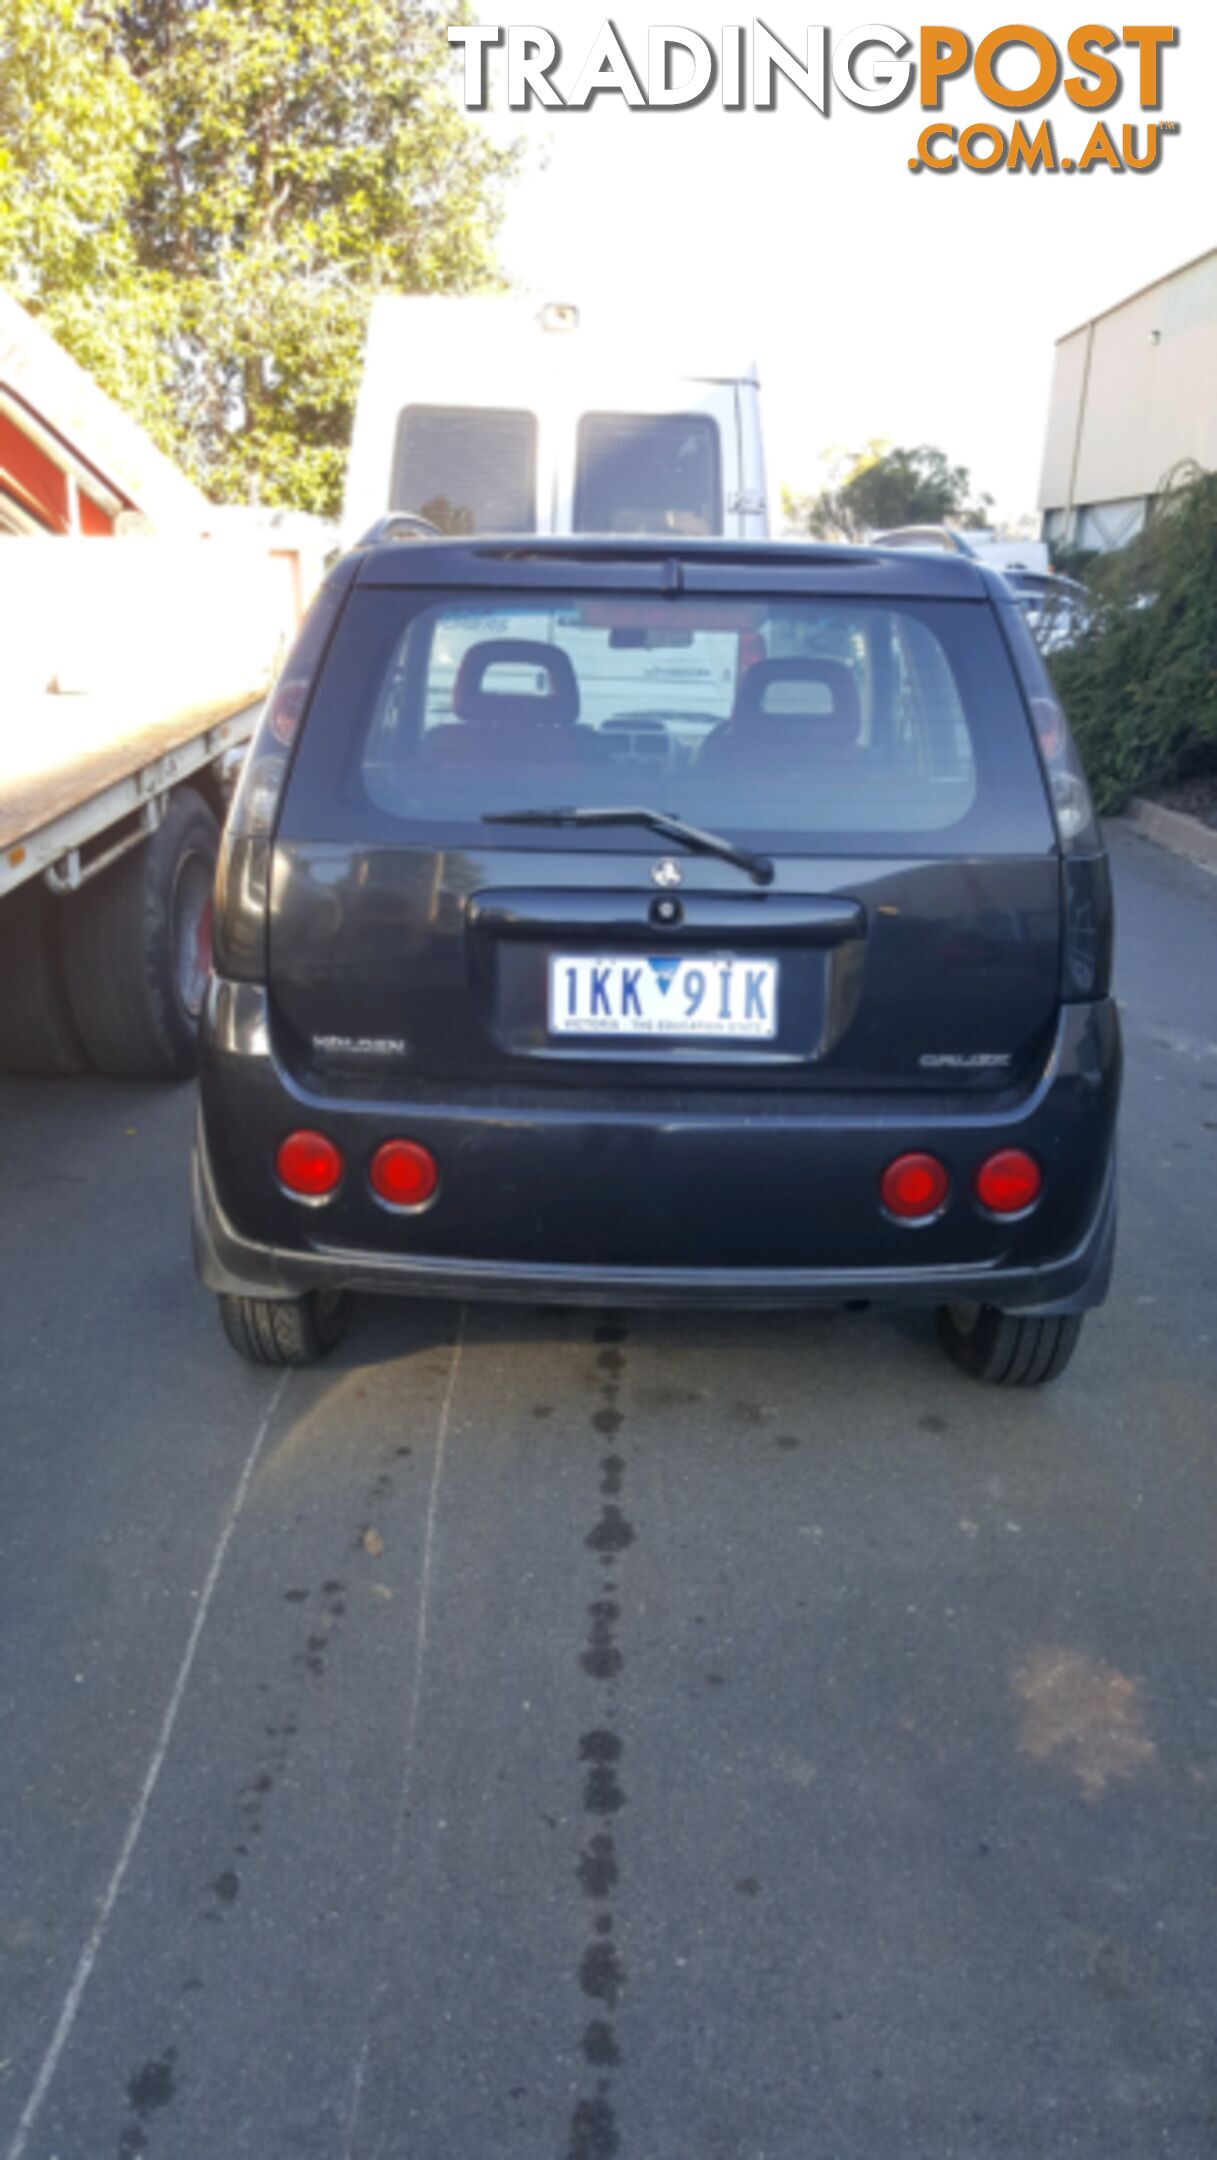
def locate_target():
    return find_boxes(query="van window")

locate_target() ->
[390,407,537,534]
[574,414,722,537]
[284,589,1054,859]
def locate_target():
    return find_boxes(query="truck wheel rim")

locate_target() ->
[172,854,213,1020]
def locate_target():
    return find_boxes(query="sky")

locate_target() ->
[465,2,1217,525]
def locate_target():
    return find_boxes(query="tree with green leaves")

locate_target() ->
[785,441,994,542]
[0,0,173,425]
[0,0,514,514]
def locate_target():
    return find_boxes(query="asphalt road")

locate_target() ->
[2,825,1215,2160]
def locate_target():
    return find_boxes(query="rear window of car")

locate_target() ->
[390,407,537,534]
[281,586,1053,857]
[574,414,722,537]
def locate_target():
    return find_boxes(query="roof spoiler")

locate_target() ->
[356,512,442,546]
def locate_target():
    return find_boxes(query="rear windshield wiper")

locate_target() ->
[483,806,774,888]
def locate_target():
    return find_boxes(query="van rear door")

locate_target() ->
[388,404,542,537]
[342,296,558,542]
[560,373,750,539]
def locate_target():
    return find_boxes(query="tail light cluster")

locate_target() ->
[1001,607,1113,1003]
[276,1130,439,1211]
[1029,685,1114,999]
[213,563,355,983]
[881,1148,1041,1224]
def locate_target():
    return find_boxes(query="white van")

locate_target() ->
[341,295,768,548]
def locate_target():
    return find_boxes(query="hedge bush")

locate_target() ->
[1049,470,1217,813]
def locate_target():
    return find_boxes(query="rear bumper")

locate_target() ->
[193,984,1120,1315]
[194,1127,1116,1311]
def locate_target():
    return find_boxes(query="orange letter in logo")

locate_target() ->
[916,123,958,168]
[974,23,1060,107]
[959,121,1007,166]
[1065,24,1121,106]
[1007,118,1056,166]
[1123,122,1162,166]
[1122,25,1177,106]
[1078,119,1123,166]
[920,26,970,106]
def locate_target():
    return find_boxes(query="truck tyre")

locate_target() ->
[218,1291,348,1366]
[937,1304,1082,1386]
[62,787,219,1079]
[0,880,91,1075]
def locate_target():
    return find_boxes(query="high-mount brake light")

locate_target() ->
[577,599,764,631]
[369,1139,439,1210]
[276,1130,343,1199]
[880,1153,949,1222]
[975,1150,1042,1216]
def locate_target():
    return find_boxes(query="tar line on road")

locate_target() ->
[3,1372,292,2160]
[569,1316,635,2160]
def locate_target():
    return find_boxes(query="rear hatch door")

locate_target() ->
[271,550,1060,1098]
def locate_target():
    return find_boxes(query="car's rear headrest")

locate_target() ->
[453,639,579,727]
[732,658,860,746]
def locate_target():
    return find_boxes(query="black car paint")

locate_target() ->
[195,537,1119,1314]
[266,843,1062,1092]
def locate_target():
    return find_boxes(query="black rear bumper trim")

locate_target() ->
[193,1122,1116,1316]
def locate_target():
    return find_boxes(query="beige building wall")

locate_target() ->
[1038,329,1091,512]
[1038,248,1217,547]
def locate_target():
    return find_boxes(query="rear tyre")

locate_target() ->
[218,1290,348,1367]
[62,786,219,1080]
[937,1303,1083,1386]
[0,880,91,1075]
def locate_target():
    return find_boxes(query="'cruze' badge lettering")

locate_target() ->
[919,1053,1012,1069]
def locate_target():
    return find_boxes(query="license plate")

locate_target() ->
[548,954,779,1039]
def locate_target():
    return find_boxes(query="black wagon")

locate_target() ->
[193,534,1119,1384]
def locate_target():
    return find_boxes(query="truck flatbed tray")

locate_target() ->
[0,686,261,885]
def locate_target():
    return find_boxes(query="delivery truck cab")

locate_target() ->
[341,296,768,547]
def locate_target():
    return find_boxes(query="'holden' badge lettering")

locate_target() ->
[313,1035,408,1059]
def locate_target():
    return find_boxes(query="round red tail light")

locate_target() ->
[276,1128,343,1198]
[369,1138,439,1210]
[975,1149,1042,1215]
[880,1152,949,1221]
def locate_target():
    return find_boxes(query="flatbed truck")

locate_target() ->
[0,538,300,1078]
